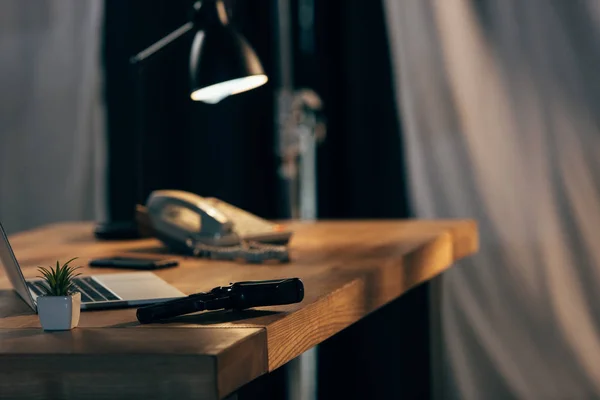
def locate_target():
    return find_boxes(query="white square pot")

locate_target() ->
[36,292,81,331]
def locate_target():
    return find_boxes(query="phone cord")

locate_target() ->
[185,238,290,263]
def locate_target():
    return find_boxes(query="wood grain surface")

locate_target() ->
[0,327,265,400]
[0,220,477,399]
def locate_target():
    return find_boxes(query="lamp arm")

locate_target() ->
[130,22,195,64]
[130,21,194,209]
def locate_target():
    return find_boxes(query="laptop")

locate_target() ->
[0,222,186,311]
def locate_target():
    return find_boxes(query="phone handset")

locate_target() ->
[147,190,241,251]
[146,190,290,263]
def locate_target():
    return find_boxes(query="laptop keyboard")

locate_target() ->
[27,277,120,303]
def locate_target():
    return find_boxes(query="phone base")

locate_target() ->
[94,221,140,240]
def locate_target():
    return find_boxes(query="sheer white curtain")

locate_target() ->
[384,0,600,398]
[0,0,106,234]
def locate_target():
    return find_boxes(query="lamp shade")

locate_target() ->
[189,0,268,103]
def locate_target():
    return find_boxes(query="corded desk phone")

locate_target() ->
[145,190,292,263]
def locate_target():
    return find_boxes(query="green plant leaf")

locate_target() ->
[36,258,82,296]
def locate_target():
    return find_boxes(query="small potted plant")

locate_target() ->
[36,258,82,331]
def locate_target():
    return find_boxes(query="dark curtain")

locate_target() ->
[306,2,428,399]
[103,0,427,398]
[311,1,408,219]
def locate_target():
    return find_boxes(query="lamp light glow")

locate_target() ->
[190,74,268,103]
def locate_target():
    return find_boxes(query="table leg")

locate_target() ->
[287,347,318,400]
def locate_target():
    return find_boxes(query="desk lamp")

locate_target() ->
[132,0,268,103]
[95,0,267,239]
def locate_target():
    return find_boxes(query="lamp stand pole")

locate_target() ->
[130,22,195,207]
[275,0,324,399]
[280,89,323,400]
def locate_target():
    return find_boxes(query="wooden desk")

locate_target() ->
[0,220,477,400]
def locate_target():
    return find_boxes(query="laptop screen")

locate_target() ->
[0,223,36,310]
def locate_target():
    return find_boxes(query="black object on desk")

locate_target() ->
[90,257,179,270]
[94,221,141,240]
[136,278,304,324]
